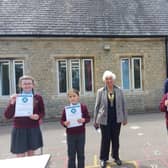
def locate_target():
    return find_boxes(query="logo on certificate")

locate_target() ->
[71,108,76,114]
[22,96,28,103]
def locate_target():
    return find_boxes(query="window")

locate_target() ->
[121,57,142,90]
[71,59,80,91]
[0,60,24,95]
[57,59,93,94]
[83,59,93,92]
[58,60,67,93]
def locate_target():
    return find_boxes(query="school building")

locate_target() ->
[0,0,168,121]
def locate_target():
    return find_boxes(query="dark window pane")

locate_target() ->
[58,61,67,93]
[84,60,92,91]
[71,60,80,91]
[15,62,23,93]
[0,63,9,95]
[133,59,141,89]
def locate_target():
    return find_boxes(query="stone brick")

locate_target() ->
[0,37,166,122]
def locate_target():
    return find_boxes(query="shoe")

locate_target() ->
[100,160,106,168]
[114,159,122,166]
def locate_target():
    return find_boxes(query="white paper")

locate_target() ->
[65,104,82,128]
[15,94,33,117]
[0,154,51,168]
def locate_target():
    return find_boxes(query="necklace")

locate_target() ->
[107,91,114,106]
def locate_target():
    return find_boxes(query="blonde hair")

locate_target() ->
[18,75,35,88]
[102,70,116,82]
[67,88,79,96]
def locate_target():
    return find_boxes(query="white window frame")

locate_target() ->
[121,58,131,90]
[82,59,94,95]
[57,58,94,95]
[13,60,25,93]
[0,59,24,96]
[70,59,81,91]
[56,59,68,95]
[121,57,142,91]
[0,60,10,95]
[131,57,142,90]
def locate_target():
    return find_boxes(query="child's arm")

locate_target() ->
[30,94,45,120]
[60,109,70,127]
[4,94,17,119]
[160,94,167,112]
[4,104,15,119]
[78,104,90,124]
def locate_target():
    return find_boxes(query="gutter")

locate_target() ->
[0,34,166,38]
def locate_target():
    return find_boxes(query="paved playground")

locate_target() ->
[1,112,168,168]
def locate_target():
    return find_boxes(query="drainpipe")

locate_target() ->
[166,37,168,77]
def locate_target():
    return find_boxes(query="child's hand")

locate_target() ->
[30,114,39,120]
[64,121,70,127]
[165,100,168,106]
[77,118,85,123]
[10,94,17,104]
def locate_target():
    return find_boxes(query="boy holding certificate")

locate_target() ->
[60,89,90,168]
[4,75,45,157]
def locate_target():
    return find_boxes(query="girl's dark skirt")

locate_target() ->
[11,127,43,154]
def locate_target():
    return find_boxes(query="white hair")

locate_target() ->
[102,70,116,82]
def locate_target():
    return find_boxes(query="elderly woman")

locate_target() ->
[93,70,127,168]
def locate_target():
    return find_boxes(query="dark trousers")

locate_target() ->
[67,133,85,168]
[100,123,121,161]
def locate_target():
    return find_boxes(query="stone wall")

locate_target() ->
[0,37,166,122]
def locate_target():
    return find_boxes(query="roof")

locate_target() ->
[0,0,168,37]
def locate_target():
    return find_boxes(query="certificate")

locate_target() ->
[15,94,33,117]
[65,104,82,128]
